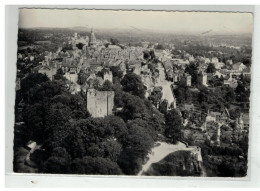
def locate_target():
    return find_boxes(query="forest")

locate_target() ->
[14,71,183,175]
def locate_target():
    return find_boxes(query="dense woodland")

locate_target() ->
[14,71,185,175]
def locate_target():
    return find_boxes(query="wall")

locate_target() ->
[87,89,115,118]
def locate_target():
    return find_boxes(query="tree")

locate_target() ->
[22,103,46,143]
[65,124,87,159]
[185,62,199,85]
[102,139,122,162]
[119,92,147,120]
[99,80,113,91]
[148,86,163,107]
[235,81,250,102]
[127,118,155,140]
[118,124,154,175]
[206,63,216,74]
[21,73,49,99]
[165,109,183,143]
[229,108,241,120]
[110,38,119,45]
[42,147,71,173]
[92,78,101,90]
[70,156,122,175]
[159,99,168,115]
[143,50,151,60]
[54,68,66,81]
[121,73,146,98]
[149,50,156,59]
[42,156,70,174]
[77,69,88,85]
[76,43,84,50]
[110,66,123,79]
[103,115,128,142]
[155,44,165,50]
[225,88,236,103]
[25,80,67,104]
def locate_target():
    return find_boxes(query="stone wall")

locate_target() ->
[87,89,114,118]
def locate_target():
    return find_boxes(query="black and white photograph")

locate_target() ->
[11,8,253,178]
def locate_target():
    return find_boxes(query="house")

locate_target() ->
[108,45,121,49]
[226,59,233,65]
[34,65,57,80]
[241,113,249,130]
[69,66,77,74]
[197,71,208,86]
[232,62,247,71]
[29,56,35,62]
[206,111,221,122]
[180,73,191,87]
[224,75,238,89]
[211,57,219,64]
[206,110,229,123]
[214,71,225,78]
[183,104,195,111]
[214,62,225,70]
[103,70,113,83]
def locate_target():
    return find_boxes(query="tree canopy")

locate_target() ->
[120,73,146,98]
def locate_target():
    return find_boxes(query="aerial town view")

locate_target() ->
[13,9,252,177]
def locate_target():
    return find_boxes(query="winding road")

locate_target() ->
[137,141,194,176]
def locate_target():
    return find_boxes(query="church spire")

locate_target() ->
[89,27,97,47]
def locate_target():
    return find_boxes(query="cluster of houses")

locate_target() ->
[159,51,250,89]
[22,28,147,89]
[17,28,250,136]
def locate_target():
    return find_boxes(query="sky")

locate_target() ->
[18,9,253,34]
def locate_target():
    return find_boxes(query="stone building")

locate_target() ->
[180,73,191,86]
[89,28,97,47]
[87,89,114,118]
[103,71,113,83]
[197,72,207,86]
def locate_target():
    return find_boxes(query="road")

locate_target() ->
[137,141,194,176]
[155,63,175,106]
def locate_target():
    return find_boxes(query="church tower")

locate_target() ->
[89,28,97,47]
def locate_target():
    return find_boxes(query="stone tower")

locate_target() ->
[87,89,114,118]
[89,28,97,47]
[198,71,207,86]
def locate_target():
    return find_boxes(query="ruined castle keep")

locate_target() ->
[87,89,115,118]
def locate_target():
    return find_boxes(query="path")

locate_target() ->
[155,63,175,105]
[137,141,194,176]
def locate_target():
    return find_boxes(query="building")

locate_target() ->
[206,110,229,123]
[236,116,244,130]
[214,62,225,70]
[197,72,208,86]
[180,73,191,86]
[35,65,57,81]
[224,75,238,89]
[226,59,233,65]
[74,32,78,39]
[89,28,97,47]
[103,71,113,83]
[211,57,219,64]
[232,62,247,71]
[87,89,114,118]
